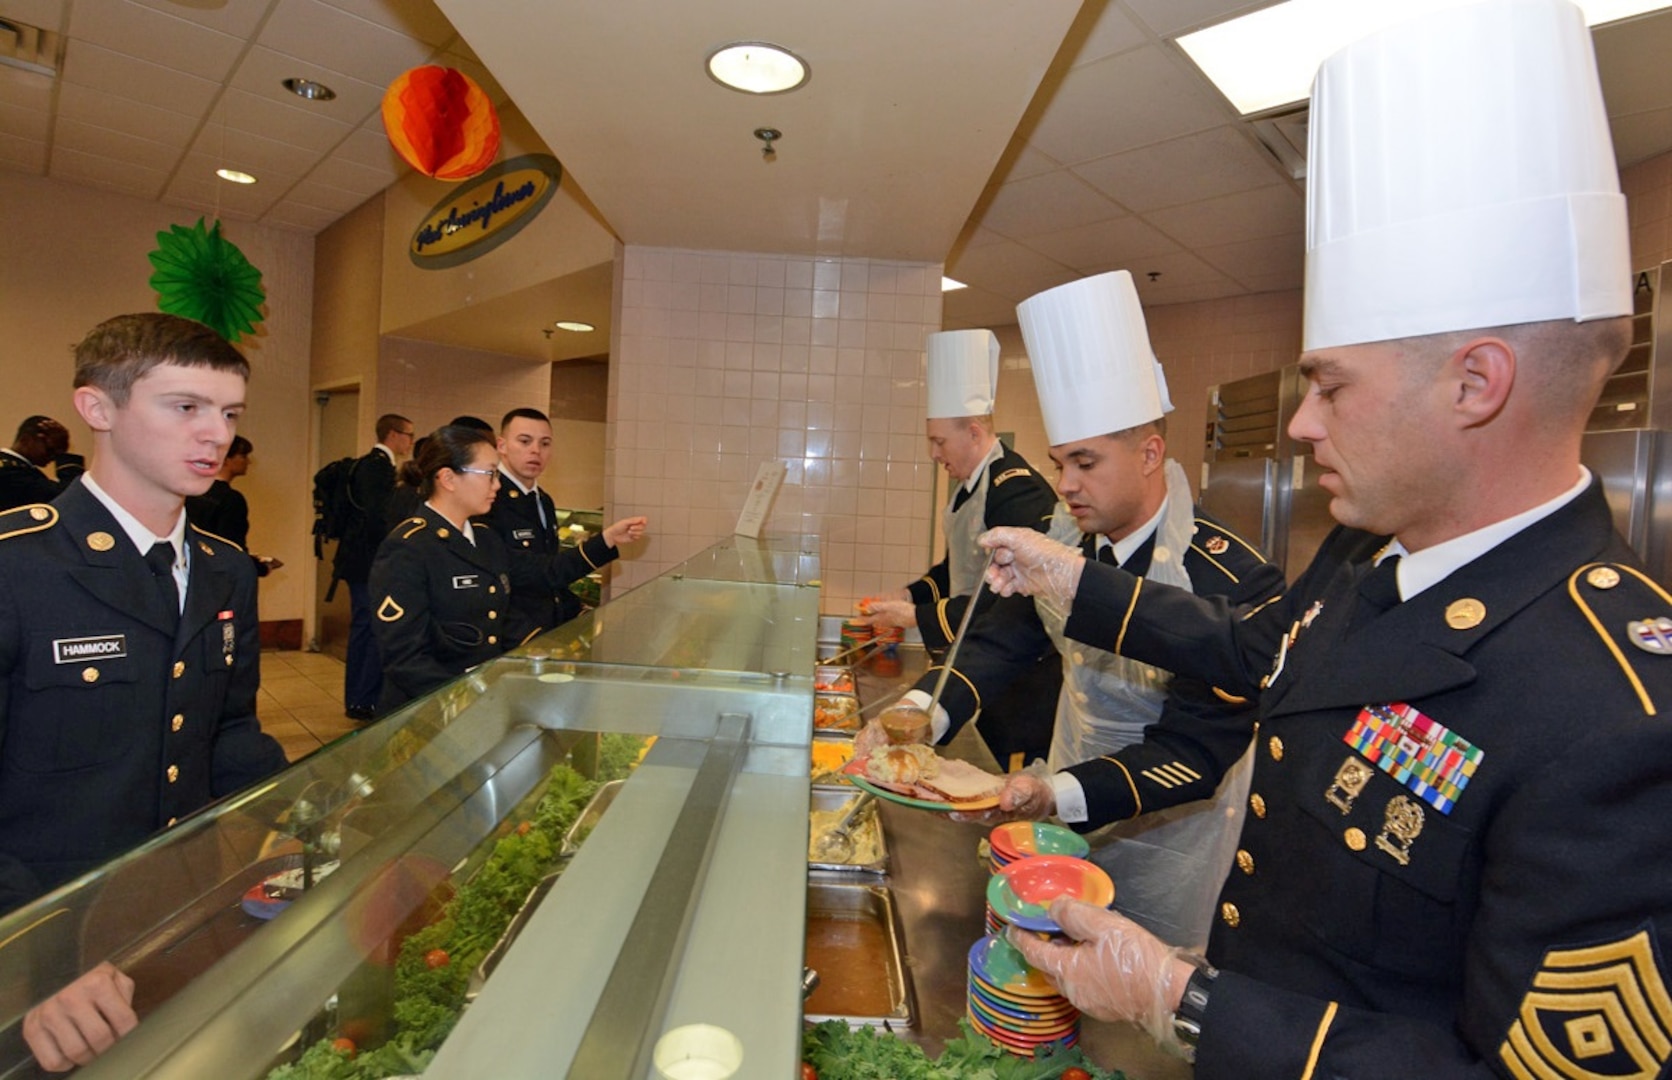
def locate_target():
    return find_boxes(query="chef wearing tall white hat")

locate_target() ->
[859,329,1056,652]
[976,2,1672,1076]
[861,269,1282,947]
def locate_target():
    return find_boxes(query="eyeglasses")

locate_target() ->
[454,466,499,479]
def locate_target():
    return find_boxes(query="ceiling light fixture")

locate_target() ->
[1177,0,1672,116]
[941,277,968,292]
[282,76,337,102]
[755,127,781,161]
[215,168,257,185]
[554,320,595,333]
[706,41,810,95]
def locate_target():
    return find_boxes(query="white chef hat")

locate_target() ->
[925,329,1001,419]
[1304,0,1631,351]
[1016,270,1173,446]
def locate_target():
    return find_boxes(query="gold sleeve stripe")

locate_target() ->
[1212,686,1249,704]
[398,517,428,539]
[1114,576,1144,655]
[1195,518,1269,563]
[189,525,244,553]
[579,542,603,570]
[1097,755,1143,818]
[920,575,942,603]
[1568,563,1658,717]
[1189,544,1240,585]
[935,599,954,643]
[1299,1002,1339,1080]
[1241,593,1285,621]
[0,505,57,541]
[926,664,981,714]
[518,626,546,647]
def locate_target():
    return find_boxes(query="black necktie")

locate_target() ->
[146,541,180,627]
[1349,555,1402,632]
[1097,545,1118,566]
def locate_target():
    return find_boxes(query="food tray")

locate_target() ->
[814,692,861,736]
[807,788,888,874]
[803,878,915,1029]
[810,740,856,787]
[814,665,857,694]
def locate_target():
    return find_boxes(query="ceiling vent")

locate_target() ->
[0,16,64,79]
[1250,103,1308,182]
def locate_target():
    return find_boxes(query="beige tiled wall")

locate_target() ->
[1624,149,1672,271]
[609,245,945,611]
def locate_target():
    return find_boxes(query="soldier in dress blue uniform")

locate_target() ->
[480,407,647,639]
[334,413,415,721]
[978,4,1672,1078]
[0,313,286,1071]
[0,416,83,512]
[859,273,1284,948]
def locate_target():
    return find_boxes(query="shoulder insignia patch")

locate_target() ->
[1568,563,1672,716]
[1192,517,1269,563]
[398,517,428,540]
[993,468,1033,486]
[376,596,405,622]
[1205,536,1229,555]
[1499,929,1672,1079]
[189,524,243,553]
[0,503,58,541]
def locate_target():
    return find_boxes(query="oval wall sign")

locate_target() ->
[408,152,562,270]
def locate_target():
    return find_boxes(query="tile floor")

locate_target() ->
[257,649,358,762]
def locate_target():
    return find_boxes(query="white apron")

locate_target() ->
[1034,460,1253,949]
[943,442,1003,598]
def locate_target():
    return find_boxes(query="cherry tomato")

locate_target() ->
[331,1037,357,1057]
[425,948,451,969]
[800,1064,818,1080]
[1059,1069,1091,1080]
[516,820,532,836]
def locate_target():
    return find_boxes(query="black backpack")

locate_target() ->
[311,455,363,561]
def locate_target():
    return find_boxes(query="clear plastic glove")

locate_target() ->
[854,598,916,631]
[951,761,1055,824]
[604,516,649,547]
[22,961,138,1072]
[1007,898,1199,1052]
[979,527,1087,605]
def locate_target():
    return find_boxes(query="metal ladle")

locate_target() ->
[813,792,876,862]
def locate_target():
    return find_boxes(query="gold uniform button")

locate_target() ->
[82,667,99,683]
[1345,827,1367,851]
[30,506,49,521]
[488,635,498,645]
[1586,566,1620,590]
[1250,793,1267,818]
[172,660,185,679]
[1235,849,1255,875]
[166,765,179,783]
[167,817,178,827]
[1268,735,1284,761]
[489,586,498,594]
[171,714,184,733]
[488,610,497,620]
[1220,902,1241,928]
[1445,598,1487,631]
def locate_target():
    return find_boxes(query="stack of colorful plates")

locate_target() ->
[966,934,1080,1054]
[986,855,1115,934]
[987,821,1092,873]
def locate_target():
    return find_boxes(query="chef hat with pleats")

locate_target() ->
[1016,270,1173,446]
[925,329,1001,419]
[1304,0,1630,351]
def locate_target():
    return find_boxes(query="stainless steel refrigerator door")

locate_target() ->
[1582,429,1672,584]
[1281,455,1337,581]
[1201,458,1280,564]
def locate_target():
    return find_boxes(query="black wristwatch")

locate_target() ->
[1171,962,1218,1062]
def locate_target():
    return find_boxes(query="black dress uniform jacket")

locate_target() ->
[0,482,285,914]
[332,448,397,586]
[1058,481,1672,1080]
[478,481,619,637]
[371,505,564,711]
[0,450,81,513]
[923,513,1281,769]
[907,442,1057,648]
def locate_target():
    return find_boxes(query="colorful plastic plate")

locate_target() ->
[969,999,1078,1036]
[967,979,1078,1022]
[989,821,1092,861]
[967,934,1061,995]
[986,855,1115,934]
[966,1007,1079,1051]
[840,758,1000,812]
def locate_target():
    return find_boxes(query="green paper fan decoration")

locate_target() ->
[148,217,266,343]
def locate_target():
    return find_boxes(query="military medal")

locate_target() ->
[1344,702,1482,814]
[1325,756,1374,814]
[1374,795,1424,865]
[1628,617,1672,655]
[219,610,236,664]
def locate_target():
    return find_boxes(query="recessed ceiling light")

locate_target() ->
[1177,0,1672,116]
[706,41,810,95]
[282,77,336,101]
[941,277,968,292]
[215,168,257,185]
[554,320,595,333]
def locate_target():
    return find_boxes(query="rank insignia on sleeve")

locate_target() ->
[1628,617,1672,655]
[993,468,1032,485]
[1343,702,1482,815]
[376,596,405,622]
[1500,929,1672,1079]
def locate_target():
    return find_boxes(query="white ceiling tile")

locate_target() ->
[0,133,47,172]
[304,152,399,194]
[166,168,284,217]
[942,285,1021,331]
[55,116,184,173]
[316,0,459,47]
[259,0,439,90]
[284,176,374,212]
[978,169,1124,238]
[437,49,510,108]
[1027,44,1230,166]
[1092,247,1231,288]
[1612,107,1672,170]
[187,125,318,181]
[1121,0,1274,40]
[1067,3,1148,67]
[49,145,168,197]
[0,66,55,110]
[127,0,273,39]
[1023,214,1181,272]
[0,0,66,32]
[68,0,245,82]
[947,237,1078,301]
[262,199,345,232]
[1137,277,1247,306]
[228,46,388,125]
[1233,273,1304,296]
[60,39,221,116]
[992,143,1062,185]
[1596,13,1672,119]
[1144,183,1302,248]
[0,100,49,141]
[1196,232,1304,288]
[161,191,263,224]
[56,82,199,145]
[1073,125,1283,212]
[332,124,407,174]
[218,88,354,153]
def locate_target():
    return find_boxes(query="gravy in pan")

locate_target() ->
[804,914,897,1017]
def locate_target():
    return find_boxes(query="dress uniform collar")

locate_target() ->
[80,473,187,569]
[1095,495,1169,570]
[498,466,539,499]
[423,501,477,546]
[960,439,1004,497]
[0,447,41,470]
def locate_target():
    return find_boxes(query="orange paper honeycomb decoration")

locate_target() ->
[381,65,501,180]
